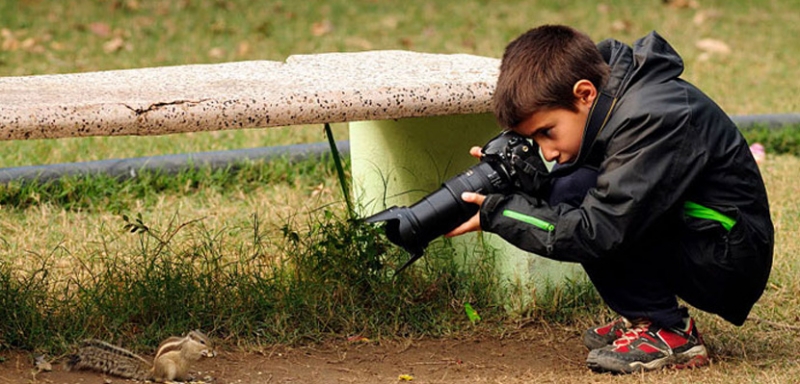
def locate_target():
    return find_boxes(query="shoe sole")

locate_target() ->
[587,345,709,374]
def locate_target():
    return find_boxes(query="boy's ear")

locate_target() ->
[573,79,597,108]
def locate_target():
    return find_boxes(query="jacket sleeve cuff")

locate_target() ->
[480,194,507,230]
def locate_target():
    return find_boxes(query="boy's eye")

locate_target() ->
[538,127,553,138]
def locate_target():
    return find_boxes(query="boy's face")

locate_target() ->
[512,104,589,164]
[511,79,595,164]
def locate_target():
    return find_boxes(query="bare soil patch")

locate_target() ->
[2,325,586,384]
[0,324,758,384]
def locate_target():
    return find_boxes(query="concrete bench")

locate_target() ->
[0,50,582,303]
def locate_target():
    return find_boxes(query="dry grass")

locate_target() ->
[0,170,342,274]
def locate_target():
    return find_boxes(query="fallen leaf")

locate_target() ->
[237,41,251,56]
[311,20,333,36]
[611,19,632,33]
[125,0,141,11]
[381,16,399,29]
[1,29,18,51]
[103,36,125,53]
[345,37,373,50]
[88,22,112,37]
[347,335,371,343]
[399,37,413,49]
[20,37,37,50]
[398,374,414,381]
[693,9,723,25]
[208,47,226,59]
[695,38,731,55]
[663,0,699,9]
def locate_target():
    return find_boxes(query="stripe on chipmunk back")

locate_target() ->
[155,337,186,357]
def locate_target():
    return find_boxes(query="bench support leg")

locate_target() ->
[349,114,584,312]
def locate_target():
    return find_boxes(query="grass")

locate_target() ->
[0,150,797,351]
[0,152,339,211]
[0,159,510,351]
[1,0,799,165]
[0,150,505,349]
[0,1,799,380]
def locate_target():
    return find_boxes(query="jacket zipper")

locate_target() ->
[501,210,555,232]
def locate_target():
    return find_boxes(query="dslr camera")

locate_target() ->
[365,130,551,271]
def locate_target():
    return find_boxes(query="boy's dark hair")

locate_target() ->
[494,25,610,129]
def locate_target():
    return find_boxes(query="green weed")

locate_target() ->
[741,124,800,157]
[0,259,50,350]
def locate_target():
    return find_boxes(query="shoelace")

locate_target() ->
[612,320,652,347]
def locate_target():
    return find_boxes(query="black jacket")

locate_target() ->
[481,32,774,325]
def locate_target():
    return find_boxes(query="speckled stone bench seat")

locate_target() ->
[0,51,499,141]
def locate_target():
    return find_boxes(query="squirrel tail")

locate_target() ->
[66,339,152,380]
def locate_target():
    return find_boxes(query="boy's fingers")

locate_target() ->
[446,222,467,237]
[469,146,483,159]
[445,193,486,237]
[445,214,480,237]
[461,192,486,205]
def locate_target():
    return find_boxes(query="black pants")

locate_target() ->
[548,166,686,328]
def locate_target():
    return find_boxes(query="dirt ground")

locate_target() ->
[0,325,754,384]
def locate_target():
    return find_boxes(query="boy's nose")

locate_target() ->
[541,147,560,163]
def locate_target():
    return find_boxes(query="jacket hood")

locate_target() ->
[598,31,685,99]
[552,32,684,176]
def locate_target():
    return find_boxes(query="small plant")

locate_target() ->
[0,259,49,350]
[122,213,150,233]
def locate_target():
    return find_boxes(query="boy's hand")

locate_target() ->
[445,192,486,237]
[469,146,483,159]
[445,146,486,237]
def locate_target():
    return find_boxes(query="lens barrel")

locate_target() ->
[365,161,509,270]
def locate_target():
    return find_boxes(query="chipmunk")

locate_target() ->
[66,330,215,382]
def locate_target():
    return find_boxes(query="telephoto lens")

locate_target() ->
[364,161,509,269]
[365,130,549,272]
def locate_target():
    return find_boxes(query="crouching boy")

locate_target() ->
[448,25,774,373]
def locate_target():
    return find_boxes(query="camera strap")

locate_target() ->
[584,91,617,152]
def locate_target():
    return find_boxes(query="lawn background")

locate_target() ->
[0,0,798,166]
[1,1,799,381]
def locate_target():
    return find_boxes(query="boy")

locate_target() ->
[448,25,774,373]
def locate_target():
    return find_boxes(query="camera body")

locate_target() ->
[365,130,550,271]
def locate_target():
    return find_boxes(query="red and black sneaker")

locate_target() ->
[586,317,709,373]
[583,317,632,350]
